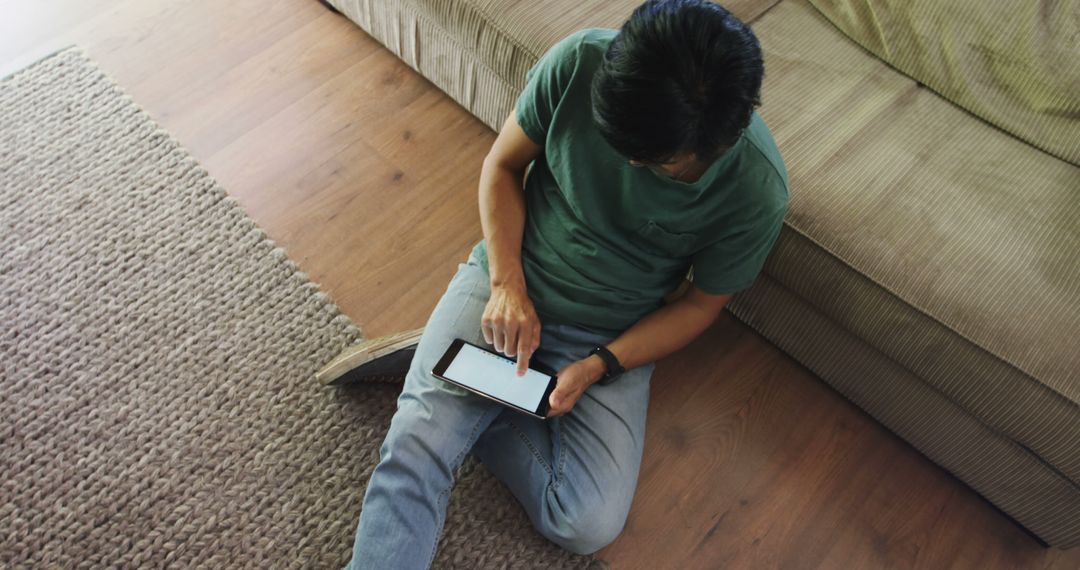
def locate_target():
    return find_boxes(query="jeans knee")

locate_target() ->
[540,499,629,555]
[377,405,451,479]
[376,393,488,483]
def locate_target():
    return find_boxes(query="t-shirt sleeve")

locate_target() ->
[689,202,788,295]
[515,30,585,145]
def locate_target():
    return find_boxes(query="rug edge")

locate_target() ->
[0,44,86,83]
[4,44,366,368]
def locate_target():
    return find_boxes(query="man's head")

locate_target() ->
[590,0,764,174]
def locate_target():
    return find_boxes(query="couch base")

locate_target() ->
[327,0,527,133]
[729,272,1080,548]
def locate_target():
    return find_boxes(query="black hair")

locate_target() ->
[590,0,764,164]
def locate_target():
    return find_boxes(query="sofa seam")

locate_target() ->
[771,219,1078,408]
[395,0,534,93]
[739,271,1080,492]
[745,0,786,24]
[748,267,1080,479]
[404,0,543,62]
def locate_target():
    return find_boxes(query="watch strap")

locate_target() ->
[590,345,625,384]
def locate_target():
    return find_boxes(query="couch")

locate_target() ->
[322,0,1080,548]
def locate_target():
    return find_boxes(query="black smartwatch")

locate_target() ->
[589,345,625,385]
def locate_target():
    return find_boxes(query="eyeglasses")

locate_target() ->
[628,158,697,181]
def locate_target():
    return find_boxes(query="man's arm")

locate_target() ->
[479,111,546,374]
[480,111,539,291]
[605,284,733,373]
[547,283,733,416]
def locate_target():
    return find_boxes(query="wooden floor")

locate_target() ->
[4,1,1077,568]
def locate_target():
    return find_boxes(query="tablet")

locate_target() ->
[432,338,557,419]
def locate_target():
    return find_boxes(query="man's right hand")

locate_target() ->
[482,282,541,376]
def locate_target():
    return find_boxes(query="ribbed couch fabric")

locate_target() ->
[806,0,1080,167]
[325,0,1080,548]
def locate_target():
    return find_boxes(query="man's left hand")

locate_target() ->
[547,355,606,417]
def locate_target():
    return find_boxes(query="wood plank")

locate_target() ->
[598,315,1080,568]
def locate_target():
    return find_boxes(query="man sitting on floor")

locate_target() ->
[326,1,789,567]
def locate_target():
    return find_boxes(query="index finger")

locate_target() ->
[516,334,532,376]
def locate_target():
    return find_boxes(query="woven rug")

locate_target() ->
[0,47,602,569]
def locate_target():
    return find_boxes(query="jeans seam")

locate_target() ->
[448,266,483,335]
[427,267,484,394]
[553,418,567,491]
[425,264,488,568]
[428,406,495,568]
[508,420,553,477]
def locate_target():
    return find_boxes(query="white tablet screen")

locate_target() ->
[442,342,551,411]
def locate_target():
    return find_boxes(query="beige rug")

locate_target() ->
[0,46,602,569]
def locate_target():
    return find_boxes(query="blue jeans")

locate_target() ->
[345,252,655,569]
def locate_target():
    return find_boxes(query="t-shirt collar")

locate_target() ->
[646,135,746,189]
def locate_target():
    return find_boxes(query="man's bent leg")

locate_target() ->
[471,323,654,555]
[346,256,503,570]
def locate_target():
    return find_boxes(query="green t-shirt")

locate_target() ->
[473,28,790,335]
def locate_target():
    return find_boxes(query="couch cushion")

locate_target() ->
[807,0,1080,167]
[752,0,1080,479]
[326,0,781,132]
[401,0,781,90]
